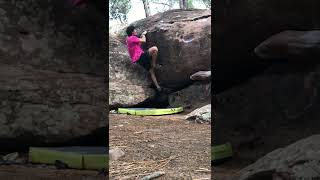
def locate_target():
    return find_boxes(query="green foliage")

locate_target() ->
[188,0,194,8]
[201,0,211,8]
[149,0,175,10]
[109,0,132,23]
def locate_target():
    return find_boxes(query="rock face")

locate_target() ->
[119,9,211,90]
[234,135,320,180]
[109,36,155,108]
[255,30,320,60]
[185,104,211,123]
[214,0,320,161]
[214,63,320,160]
[0,0,106,147]
[214,0,320,92]
[169,70,211,112]
[169,81,211,112]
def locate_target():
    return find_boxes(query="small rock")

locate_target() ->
[190,71,211,81]
[185,104,211,123]
[2,152,19,162]
[109,148,125,161]
[147,144,155,148]
[110,110,117,114]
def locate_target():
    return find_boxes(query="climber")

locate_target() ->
[126,25,162,92]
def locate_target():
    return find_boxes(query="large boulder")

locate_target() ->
[169,81,211,112]
[255,30,320,60]
[214,63,320,160]
[0,0,106,148]
[0,64,106,143]
[109,36,155,108]
[169,70,211,112]
[234,135,320,180]
[119,9,211,90]
[214,0,320,92]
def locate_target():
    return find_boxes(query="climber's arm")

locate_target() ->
[139,31,147,43]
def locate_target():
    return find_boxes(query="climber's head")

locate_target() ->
[126,25,137,36]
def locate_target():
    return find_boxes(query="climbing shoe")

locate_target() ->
[156,87,162,92]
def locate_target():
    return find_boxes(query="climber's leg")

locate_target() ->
[148,46,158,68]
[147,46,161,91]
[149,68,161,90]
[137,50,161,91]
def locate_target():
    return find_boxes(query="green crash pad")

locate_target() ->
[212,143,233,162]
[118,107,183,116]
[29,146,108,170]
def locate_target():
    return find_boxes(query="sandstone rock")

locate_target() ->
[169,82,211,112]
[120,9,211,90]
[214,64,320,160]
[0,0,106,147]
[214,0,320,92]
[255,30,320,60]
[0,64,106,143]
[109,148,125,161]
[109,35,155,108]
[185,104,211,123]
[190,71,211,81]
[234,135,320,180]
[2,152,19,162]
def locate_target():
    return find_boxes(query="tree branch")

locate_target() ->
[150,1,171,6]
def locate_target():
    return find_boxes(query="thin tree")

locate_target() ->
[179,0,188,9]
[142,0,151,17]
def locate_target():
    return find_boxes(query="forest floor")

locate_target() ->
[109,113,211,179]
[0,113,248,180]
[0,164,105,180]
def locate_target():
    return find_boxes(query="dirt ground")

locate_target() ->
[0,164,105,180]
[0,113,248,180]
[212,159,252,180]
[109,113,211,180]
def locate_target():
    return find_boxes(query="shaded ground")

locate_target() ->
[109,114,211,179]
[213,159,252,180]
[0,164,105,180]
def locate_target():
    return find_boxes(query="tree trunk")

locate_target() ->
[180,0,188,9]
[179,0,183,9]
[142,0,151,17]
[184,0,188,9]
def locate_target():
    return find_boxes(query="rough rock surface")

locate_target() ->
[255,30,320,60]
[109,36,155,108]
[109,148,125,161]
[214,0,320,92]
[190,71,211,81]
[234,135,320,180]
[214,63,320,160]
[119,9,211,90]
[169,81,211,112]
[0,0,106,147]
[185,104,211,123]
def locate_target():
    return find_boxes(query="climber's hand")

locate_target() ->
[141,31,147,36]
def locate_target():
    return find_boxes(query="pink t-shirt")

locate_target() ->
[126,36,143,63]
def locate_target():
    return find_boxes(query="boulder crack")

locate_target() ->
[164,15,211,24]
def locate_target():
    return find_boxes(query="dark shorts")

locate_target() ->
[137,51,151,70]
